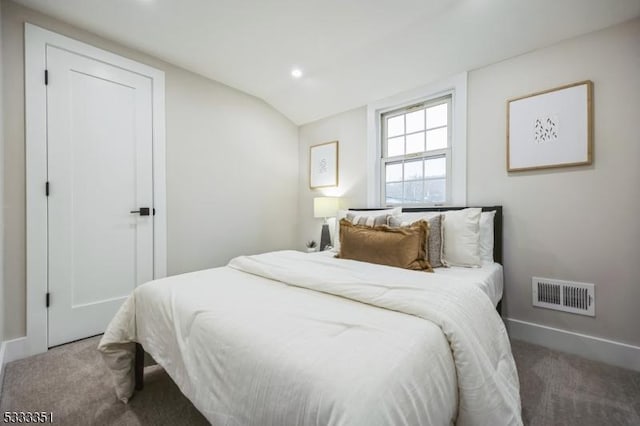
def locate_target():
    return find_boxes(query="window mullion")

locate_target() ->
[425,124,447,132]
[423,108,427,153]
[385,149,448,162]
[380,157,386,205]
[401,158,405,204]
[403,114,407,158]
[422,158,426,204]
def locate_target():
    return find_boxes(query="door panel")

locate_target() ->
[47,46,154,347]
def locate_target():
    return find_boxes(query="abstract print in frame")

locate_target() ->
[309,140,339,189]
[507,81,593,172]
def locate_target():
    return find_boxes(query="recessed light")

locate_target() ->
[291,68,303,79]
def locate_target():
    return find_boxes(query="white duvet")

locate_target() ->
[99,250,522,425]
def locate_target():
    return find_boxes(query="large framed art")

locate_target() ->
[309,140,339,189]
[507,80,593,172]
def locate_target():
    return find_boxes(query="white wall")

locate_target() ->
[166,74,299,274]
[467,18,640,346]
[297,18,640,346]
[2,0,299,340]
[298,107,367,247]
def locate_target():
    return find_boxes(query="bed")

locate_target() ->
[98,206,522,425]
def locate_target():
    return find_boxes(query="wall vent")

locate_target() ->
[532,277,595,316]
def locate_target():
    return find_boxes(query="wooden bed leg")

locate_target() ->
[135,343,144,391]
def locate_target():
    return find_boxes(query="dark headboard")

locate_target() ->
[349,206,503,265]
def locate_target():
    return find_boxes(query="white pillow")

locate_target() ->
[479,211,496,264]
[332,207,402,251]
[442,208,481,267]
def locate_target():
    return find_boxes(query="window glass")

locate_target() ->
[426,127,447,151]
[426,103,447,128]
[405,109,425,133]
[387,115,404,138]
[405,132,425,154]
[387,136,404,157]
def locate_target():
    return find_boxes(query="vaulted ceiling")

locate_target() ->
[14,0,640,124]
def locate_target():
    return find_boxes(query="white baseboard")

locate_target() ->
[0,336,30,398]
[0,341,6,398]
[4,337,29,363]
[505,318,640,372]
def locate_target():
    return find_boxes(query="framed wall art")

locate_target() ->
[309,140,339,189]
[507,80,593,172]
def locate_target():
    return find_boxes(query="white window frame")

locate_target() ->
[366,72,467,207]
[381,95,452,206]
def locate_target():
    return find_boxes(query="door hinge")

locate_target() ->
[46,292,50,308]
[44,69,49,85]
[46,181,50,196]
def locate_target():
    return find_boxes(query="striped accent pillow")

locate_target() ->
[346,213,390,227]
[389,214,443,268]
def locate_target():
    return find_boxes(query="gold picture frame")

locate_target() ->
[309,140,339,189]
[507,80,593,172]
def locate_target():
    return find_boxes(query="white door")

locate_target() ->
[46,46,154,347]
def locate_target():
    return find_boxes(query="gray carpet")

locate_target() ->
[0,336,208,425]
[1,336,639,425]
[512,340,640,426]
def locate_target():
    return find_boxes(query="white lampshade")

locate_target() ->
[314,197,340,218]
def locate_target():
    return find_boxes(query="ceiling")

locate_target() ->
[14,0,640,125]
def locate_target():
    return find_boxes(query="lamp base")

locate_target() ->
[320,223,331,251]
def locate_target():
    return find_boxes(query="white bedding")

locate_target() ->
[434,262,504,307]
[314,250,504,307]
[99,250,521,425]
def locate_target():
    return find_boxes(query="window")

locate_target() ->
[366,72,466,207]
[381,96,451,205]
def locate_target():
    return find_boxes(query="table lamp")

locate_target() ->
[314,197,339,251]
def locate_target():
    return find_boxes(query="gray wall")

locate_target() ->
[0,0,4,345]
[2,0,299,340]
[298,18,640,346]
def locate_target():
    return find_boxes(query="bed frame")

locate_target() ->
[134,205,503,391]
[349,206,503,264]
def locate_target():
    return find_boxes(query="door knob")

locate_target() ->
[130,207,151,216]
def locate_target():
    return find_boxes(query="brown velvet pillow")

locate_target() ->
[336,219,433,272]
